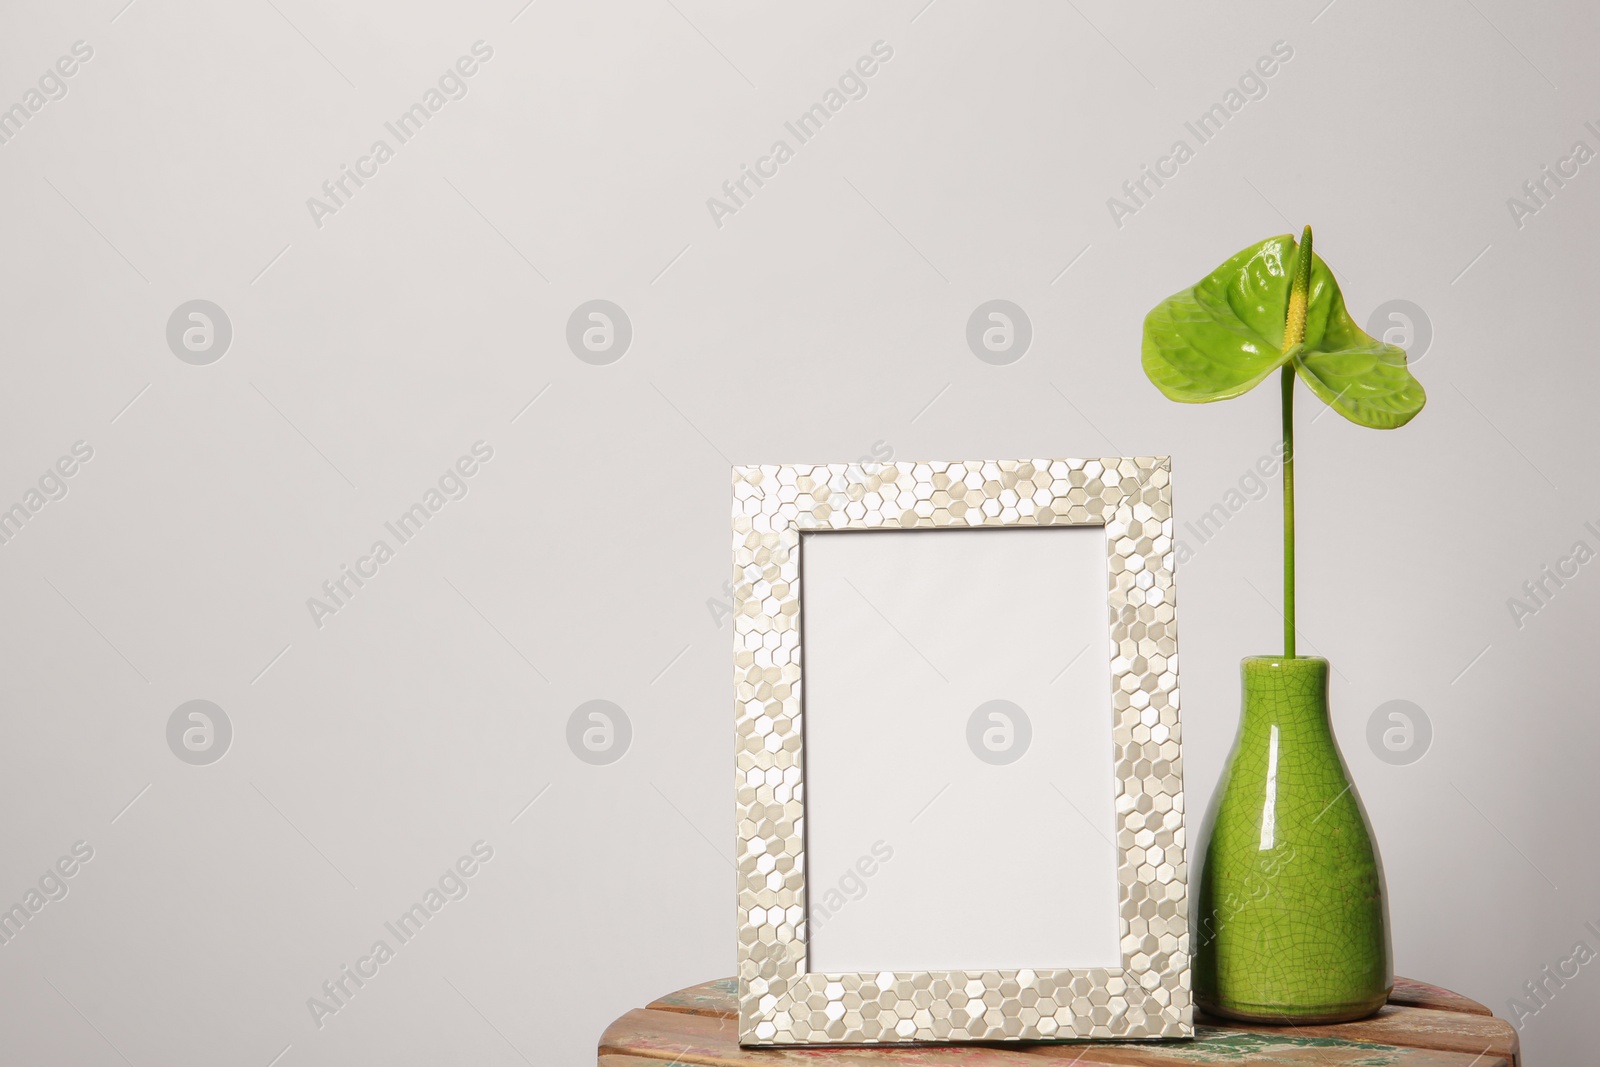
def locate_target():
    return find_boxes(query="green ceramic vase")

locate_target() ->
[1192,656,1391,1023]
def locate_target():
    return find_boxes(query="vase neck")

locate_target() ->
[1239,656,1333,736]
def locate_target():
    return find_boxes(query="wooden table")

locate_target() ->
[600,977,1518,1066]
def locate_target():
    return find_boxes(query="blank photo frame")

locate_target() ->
[731,459,1190,1046]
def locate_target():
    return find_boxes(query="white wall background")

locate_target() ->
[0,0,1595,1063]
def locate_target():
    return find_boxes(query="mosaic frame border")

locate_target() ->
[732,458,1189,1046]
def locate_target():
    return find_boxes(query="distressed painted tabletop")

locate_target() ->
[598,977,1518,1067]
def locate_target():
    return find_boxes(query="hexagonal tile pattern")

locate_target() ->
[732,459,1190,1045]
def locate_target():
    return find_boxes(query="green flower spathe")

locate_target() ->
[1141,233,1425,429]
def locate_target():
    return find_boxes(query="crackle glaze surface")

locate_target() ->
[1193,656,1391,1023]
[731,459,1191,1045]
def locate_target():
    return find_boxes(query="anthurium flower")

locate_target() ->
[1141,231,1425,429]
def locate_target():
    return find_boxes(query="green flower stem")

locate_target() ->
[1280,225,1313,659]
[1281,364,1295,659]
